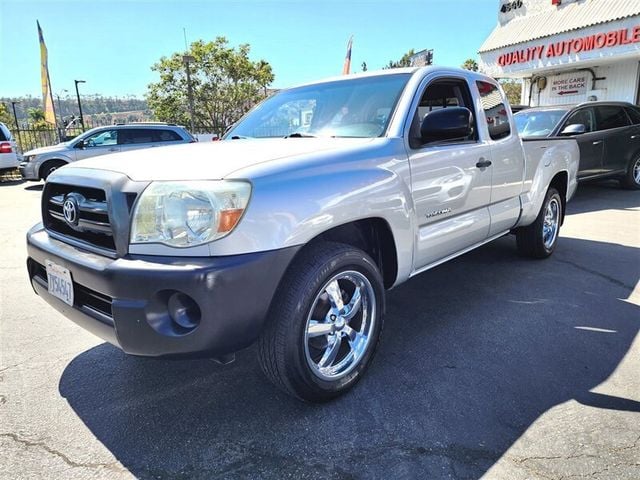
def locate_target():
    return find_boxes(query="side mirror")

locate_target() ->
[559,123,586,136]
[421,107,472,144]
[74,140,86,149]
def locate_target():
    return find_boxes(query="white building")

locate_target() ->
[479,0,640,106]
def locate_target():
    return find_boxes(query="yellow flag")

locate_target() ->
[37,21,56,125]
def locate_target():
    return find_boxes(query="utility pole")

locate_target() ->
[56,90,67,125]
[74,80,86,131]
[182,55,196,133]
[10,101,21,147]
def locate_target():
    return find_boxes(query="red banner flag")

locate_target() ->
[342,36,353,75]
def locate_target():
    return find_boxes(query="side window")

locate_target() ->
[476,81,511,140]
[625,107,640,125]
[152,129,183,142]
[411,79,478,147]
[83,130,118,147]
[564,108,595,133]
[0,125,9,141]
[595,106,630,131]
[119,129,153,145]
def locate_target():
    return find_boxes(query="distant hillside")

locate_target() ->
[0,95,151,122]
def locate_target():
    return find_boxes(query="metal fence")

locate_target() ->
[13,119,100,154]
[12,120,221,154]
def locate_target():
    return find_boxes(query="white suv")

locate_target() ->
[0,122,21,171]
[19,123,195,181]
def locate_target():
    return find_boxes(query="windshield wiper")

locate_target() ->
[283,132,317,138]
[230,135,251,139]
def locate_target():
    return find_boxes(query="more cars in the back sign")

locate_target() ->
[514,102,640,189]
[19,123,196,181]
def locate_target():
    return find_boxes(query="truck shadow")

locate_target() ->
[567,180,640,214]
[58,234,639,479]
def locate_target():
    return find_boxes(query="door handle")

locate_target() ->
[476,159,492,168]
[592,140,603,145]
[108,147,118,152]
[631,135,639,139]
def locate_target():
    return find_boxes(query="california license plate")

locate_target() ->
[45,260,74,306]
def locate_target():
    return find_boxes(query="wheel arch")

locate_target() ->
[549,170,568,225]
[289,218,399,290]
[39,158,68,180]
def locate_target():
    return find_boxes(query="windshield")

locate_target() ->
[225,73,411,139]
[514,109,569,138]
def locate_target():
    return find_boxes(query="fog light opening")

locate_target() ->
[168,292,201,330]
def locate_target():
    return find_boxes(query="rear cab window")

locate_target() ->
[476,81,511,140]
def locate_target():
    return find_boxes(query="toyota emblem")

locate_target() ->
[62,197,79,226]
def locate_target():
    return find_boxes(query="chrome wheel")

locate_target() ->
[304,270,376,381]
[542,197,560,250]
[633,158,640,185]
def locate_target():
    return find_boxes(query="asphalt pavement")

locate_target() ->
[0,176,638,479]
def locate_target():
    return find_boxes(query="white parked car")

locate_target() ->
[0,122,21,171]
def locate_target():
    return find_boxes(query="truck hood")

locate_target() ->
[68,138,375,181]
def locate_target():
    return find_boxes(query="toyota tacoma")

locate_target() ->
[26,67,580,402]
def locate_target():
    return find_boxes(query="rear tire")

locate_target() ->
[257,241,385,402]
[620,156,640,190]
[40,160,66,181]
[516,187,562,259]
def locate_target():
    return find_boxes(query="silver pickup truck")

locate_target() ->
[26,67,579,402]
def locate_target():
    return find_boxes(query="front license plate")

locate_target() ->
[45,260,74,306]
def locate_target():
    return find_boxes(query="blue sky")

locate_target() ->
[0,0,498,99]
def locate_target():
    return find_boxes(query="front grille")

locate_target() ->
[44,183,116,252]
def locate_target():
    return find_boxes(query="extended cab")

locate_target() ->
[26,68,579,402]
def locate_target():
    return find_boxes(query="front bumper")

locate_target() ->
[19,161,38,180]
[26,224,299,357]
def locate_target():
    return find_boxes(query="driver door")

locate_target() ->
[407,76,492,270]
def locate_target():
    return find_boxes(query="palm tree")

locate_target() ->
[462,58,479,72]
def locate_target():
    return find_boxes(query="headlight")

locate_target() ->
[130,180,251,247]
[25,155,36,162]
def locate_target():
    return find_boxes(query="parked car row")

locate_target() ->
[514,101,640,189]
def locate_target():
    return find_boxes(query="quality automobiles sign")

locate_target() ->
[550,75,587,97]
[498,24,640,66]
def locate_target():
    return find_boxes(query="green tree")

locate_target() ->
[26,107,49,130]
[500,79,523,106]
[0,103,14,128]
[146,37,274,134]
[385,49,415,69]
[461,58,479,71]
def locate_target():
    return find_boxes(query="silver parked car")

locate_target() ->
[19,123,195,181]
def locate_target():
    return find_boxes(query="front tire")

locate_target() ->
[257,241,385,402]
[40,160,66,181]
[620,156,640,190]
[516,187,562,259]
